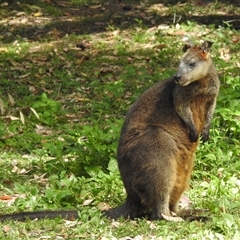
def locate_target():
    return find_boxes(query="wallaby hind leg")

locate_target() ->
[150,194,171,220]
[169,187,184,214]
[130,170,174,220]
[169,159,194,214]
[124,195,147,219]
[149,165,177,220]
[118,129,179,220]
[143,153,177,220]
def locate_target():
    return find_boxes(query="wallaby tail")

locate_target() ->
[0,210,79,221]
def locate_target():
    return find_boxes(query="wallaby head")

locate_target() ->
[174,41,214,86]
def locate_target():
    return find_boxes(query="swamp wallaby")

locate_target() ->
[104,41,220,220]
[0,41,219,222]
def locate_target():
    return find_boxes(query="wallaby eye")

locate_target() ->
[189,61,196,67]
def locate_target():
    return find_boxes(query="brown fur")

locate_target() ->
[104,41,220,220]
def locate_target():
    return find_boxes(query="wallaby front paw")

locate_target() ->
[189,130,199,142]
[201,128,210,142]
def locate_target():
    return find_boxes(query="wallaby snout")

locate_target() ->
[174,74,181,84]
[174,72,188,86]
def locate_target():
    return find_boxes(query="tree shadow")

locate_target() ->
[0,0,239,43]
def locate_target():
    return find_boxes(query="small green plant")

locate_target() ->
[32,93,62,126]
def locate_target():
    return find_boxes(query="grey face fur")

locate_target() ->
[174,49,212,86]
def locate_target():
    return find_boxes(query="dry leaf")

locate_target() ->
[90,4,101,9]
[20,18,28,24]
[64,12,72,17]
[146,220,157,230]
[51,28,61,39]
[0,195,12,201]
[77,56,85,64]
[219,48,231,61]
[161,214,184,222]
[34,12,42,17]
[19,111,25,124]
[232,36,239,44]
[8,94,15,106]
[12,165,30,175]
[29,85,38,94]
[35,124,53,135]
[19,73,30,79]
[94,22,105,25]
[179,195,192,209]
[30,107,40,119]
[167,30,187,36]
[0,47,8,52]
[97,202,110,211]
[15,12,26,16]
[111,220,120,228]
[0,98,5,114]
[64,219,78,227]
[3,225,11,233]
[83,199,94,206]
[4,116,19,121]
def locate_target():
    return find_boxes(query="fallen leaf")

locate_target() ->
[15,12,26,17]
[64,219,78,227]
[167,29,187,36]
[232,36,239,44]
[90,4,101,9]
[29,85,38,94]
[8,94,15,106]
[83,199,94,206]
[34,12,42,17]
[19,73,31,79]
[0,47,8,52]
[19,111,25,124]
[146,220,157,230]
[3,225,10,233]
[219,48,231,61]
[64,12,71,17]
[35,124,53,135]
[0,195,12,200]
[94,22,105,25]
[30,107,40,119]
[77,56,85,64]
[3,116,19,122]
[0,98,5,114]
[161,214,184,222]
[179,195,192,209]
[97,202,110,211]
[111,220,120,228]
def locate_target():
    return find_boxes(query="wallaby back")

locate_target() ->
[104,41,220,220]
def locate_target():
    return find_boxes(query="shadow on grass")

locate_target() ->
[0,0,239,43]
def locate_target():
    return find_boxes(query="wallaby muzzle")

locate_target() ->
[174,74,181,84]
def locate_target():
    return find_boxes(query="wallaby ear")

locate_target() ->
[182,43,192,52]
[201,41,213,52]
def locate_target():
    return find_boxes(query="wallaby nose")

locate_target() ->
[174,75,181,83]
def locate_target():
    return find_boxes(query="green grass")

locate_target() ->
[0,0,240,239]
